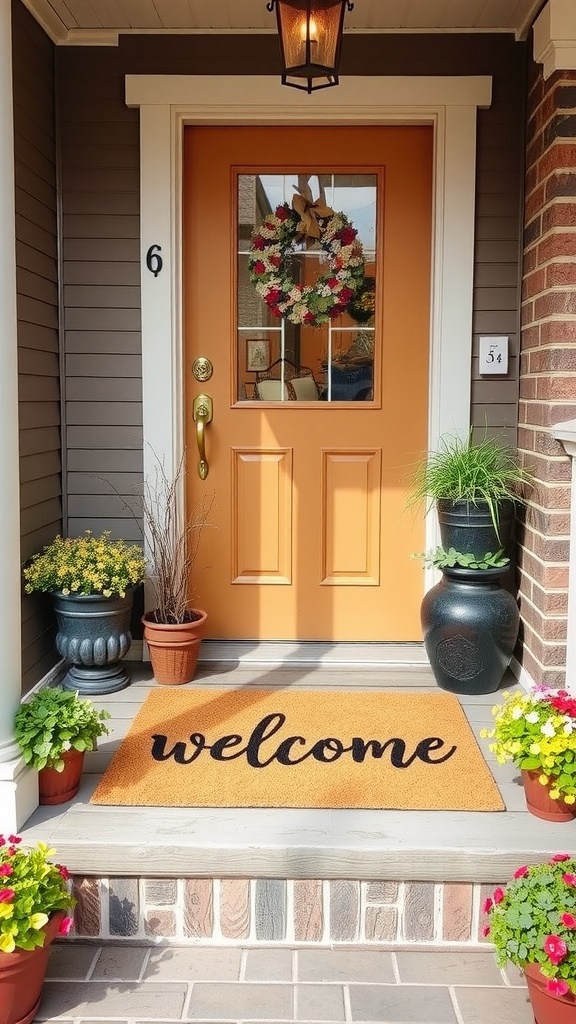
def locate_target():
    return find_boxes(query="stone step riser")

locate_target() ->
[72,875,501,947]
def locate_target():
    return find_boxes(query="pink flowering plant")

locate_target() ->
[484,855,576,995]
[481,686,576,803]
[0,833,75,953]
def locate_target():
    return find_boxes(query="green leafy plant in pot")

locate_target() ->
[0,834,75,1024]
[14,685,111,805]
[484,855,576,1023]
[141,452,214,685]
[23,531,146,694]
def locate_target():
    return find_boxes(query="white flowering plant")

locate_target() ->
[484,855,576,997]
[481,687,576,803]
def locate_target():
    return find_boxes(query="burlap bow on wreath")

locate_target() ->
[292,186,334,242]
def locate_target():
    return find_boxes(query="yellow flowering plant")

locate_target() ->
[481,687,576,803]
[23,531,145,598]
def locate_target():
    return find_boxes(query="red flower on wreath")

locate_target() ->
[252,261,265,275]
[252,236,266,251]
[275,205,290,221]
[265,288,282,304]
[337,226,357,245]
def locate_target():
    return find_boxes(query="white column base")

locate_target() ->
[0,756,38,833]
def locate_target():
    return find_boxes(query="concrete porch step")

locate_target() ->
[18,662,575,951]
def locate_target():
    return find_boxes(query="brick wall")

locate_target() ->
[518,63,576,687]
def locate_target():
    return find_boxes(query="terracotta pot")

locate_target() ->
[524,963,576,1024]
[39,749,85,806]
[521,769,576,823]
[142,609,207,685]
[0,911,64,1024]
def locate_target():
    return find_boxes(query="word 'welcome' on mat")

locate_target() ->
[91,688,504,811]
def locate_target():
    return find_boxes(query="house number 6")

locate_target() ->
[146,244,163,277]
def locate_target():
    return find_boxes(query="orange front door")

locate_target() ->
[183,126,432,641]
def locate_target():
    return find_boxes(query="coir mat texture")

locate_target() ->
[90,688,504,811]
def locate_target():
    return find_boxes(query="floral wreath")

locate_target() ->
[248,193,365,328]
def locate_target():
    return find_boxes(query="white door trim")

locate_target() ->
[127,73,492,572]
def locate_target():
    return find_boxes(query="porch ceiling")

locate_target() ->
[22,0,545,46]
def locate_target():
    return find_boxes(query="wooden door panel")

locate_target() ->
[322,450,381,585]
[232,448,292,584]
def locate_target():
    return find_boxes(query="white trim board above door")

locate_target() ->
[126,73,492,590]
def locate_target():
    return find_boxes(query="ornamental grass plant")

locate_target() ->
[23,530,145,598]
[408,430,532,530]
[481,687,576,804]
[0,834,74,952]
[14,686,110,772]
[141,452,214,625]
[484,854,576,996]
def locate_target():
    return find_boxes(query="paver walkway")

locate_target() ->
[39,943,535,1024]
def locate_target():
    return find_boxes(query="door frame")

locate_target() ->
[126,73,492,590]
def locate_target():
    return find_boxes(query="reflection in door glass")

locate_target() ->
[237,173,378,402]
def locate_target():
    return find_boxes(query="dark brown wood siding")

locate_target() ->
[13,0,60,691]
[57,46,142,543]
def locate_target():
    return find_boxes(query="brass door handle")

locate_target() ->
[192,394,213,479]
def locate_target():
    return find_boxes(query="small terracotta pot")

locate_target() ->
[39,749,85,806]
[0,911,64,1024]
[524,963,576,1024]
[521,769,576,823]
[142,609,207,685]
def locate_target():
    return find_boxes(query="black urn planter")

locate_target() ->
[52,590,134,695]
[421,565,519,695]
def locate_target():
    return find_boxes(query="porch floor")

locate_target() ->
[19,656,576,882]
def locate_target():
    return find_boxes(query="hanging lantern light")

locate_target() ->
[267,0,354,94]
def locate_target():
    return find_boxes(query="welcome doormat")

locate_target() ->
[90,688,504,811]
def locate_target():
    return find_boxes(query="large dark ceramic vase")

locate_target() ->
[53,590,134,694]
[421,565,520,695]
